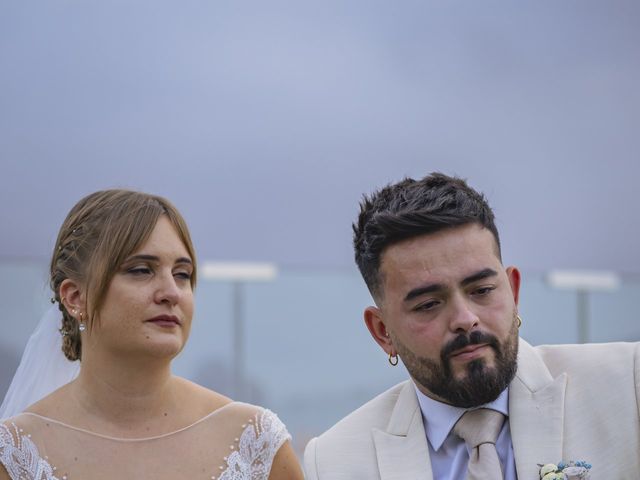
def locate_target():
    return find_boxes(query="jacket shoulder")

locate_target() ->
[316,381,407,442]
[304,381,411,479]
[532,341,639,378]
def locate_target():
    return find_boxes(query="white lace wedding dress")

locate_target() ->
[0,402,289,480]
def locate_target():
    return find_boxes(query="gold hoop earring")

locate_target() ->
[516,314,522,328]
[388,352,399,366]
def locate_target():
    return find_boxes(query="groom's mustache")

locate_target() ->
[441,330,501,361]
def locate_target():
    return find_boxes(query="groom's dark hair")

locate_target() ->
[353,172,501,300]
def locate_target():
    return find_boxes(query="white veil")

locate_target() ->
[0,305,80,419]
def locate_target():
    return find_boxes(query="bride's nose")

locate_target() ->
[153,272,181,305]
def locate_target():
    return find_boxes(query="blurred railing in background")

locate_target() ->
[1,259,638,455]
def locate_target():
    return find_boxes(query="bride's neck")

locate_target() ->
[70,352,178,428]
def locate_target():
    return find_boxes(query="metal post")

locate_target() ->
[232,281,245,400]
[576,289,589,343]
[201,262,277,401]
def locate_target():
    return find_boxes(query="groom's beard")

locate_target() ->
[396,314,519,408]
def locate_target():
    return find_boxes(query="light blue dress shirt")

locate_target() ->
[414,383,517,480]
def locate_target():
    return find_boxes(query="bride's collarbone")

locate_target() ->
[22,382,234,440]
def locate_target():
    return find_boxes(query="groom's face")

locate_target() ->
[371,223,521,407]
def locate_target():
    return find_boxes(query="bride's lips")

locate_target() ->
[145,315,181,328]
[449,343,490,361]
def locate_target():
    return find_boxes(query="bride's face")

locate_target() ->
[88,215,195,360]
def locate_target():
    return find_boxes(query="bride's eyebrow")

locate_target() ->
[123,254,193,266]
[123,254,158,264]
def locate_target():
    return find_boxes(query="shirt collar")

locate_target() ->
[413,382,509,452]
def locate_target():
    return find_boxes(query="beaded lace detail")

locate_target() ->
[216,409,289,480]
[0,423,60,480]
[0,407,290,480]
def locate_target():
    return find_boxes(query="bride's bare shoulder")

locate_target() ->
[21,382,74,419]
[173,377,233,415]
[0,464,10,480]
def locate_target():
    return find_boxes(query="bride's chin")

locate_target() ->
[122,337,186,360]
[146,340,186,359]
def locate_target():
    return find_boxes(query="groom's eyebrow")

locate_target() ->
[403,268,498,302]
[460,268,498,286]
[404,283,445,302]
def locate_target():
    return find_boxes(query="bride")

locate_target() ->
[0,189,303,480]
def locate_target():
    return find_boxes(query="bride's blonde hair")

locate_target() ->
[50,189,197,361]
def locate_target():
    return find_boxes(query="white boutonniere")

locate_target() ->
[538,460,592,479]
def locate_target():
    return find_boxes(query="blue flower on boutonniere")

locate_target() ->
[538,460,592,479]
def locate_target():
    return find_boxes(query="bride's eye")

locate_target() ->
[127,266,152,276]
[174,270,192,281]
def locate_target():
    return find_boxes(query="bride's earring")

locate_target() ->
[78,312,86,332]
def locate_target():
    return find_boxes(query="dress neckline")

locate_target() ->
[17,401,239,442]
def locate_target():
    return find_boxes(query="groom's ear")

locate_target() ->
[364,306,394,356]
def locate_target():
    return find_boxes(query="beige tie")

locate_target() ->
[453,408,506,480]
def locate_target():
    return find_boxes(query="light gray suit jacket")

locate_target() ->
[304,339,640,479]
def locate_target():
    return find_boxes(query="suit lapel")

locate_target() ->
[509,339,566,480]
[372,381,433,480]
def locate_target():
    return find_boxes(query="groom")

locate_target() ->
[304,173,639,479]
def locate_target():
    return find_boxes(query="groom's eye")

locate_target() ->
[472,285,495,296]
[414,300,440,311]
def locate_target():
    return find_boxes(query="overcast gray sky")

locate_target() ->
[1,1,639,275]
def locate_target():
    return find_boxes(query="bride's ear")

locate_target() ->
[59,279,86,319]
